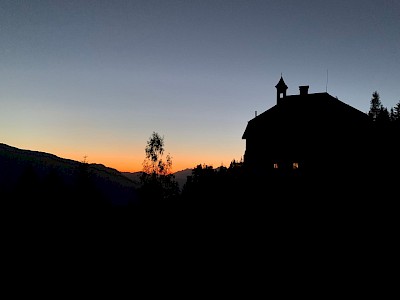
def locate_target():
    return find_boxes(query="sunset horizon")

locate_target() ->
[0,140,242,173]
[1,1,399,175]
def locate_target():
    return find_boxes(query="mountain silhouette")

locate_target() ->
[0,143,139,207]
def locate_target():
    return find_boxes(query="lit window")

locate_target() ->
[293,162,299,169]
[273,163,278,169]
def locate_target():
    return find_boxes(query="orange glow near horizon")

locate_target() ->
[100,154,239,173]
[2,132,244,174]
[55,152,239,173]
[5,142,243,173]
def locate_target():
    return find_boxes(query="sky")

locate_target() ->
[1,0,399,172]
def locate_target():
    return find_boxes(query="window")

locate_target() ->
[293,162,299,169]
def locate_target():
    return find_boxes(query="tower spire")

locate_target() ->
[275,75,288,105]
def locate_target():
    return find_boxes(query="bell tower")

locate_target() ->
[275,75,288,105]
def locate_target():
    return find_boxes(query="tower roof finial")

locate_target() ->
[275,75,288,89]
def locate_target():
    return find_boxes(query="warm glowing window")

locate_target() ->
[273,163,278,169]
[293,162,299,169]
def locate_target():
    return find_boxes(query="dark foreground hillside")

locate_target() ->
[0,143,139,209]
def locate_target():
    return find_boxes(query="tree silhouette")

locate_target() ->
[390,108,396,122]
[391,100,400,124]
[368,91,382,122]
[181,160,247,209]
[369,92,399,126]
[142,132,172,176]
[139,132,179,205]
[376,106,390,125]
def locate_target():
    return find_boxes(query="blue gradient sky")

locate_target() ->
[1,0,399,172]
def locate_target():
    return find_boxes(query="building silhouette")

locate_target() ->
[242,76,373,184]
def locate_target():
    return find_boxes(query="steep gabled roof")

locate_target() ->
[242,92,369,139]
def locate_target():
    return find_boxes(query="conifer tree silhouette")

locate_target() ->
[368,91,382,122]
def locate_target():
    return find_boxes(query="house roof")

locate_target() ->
[242,92,370,139]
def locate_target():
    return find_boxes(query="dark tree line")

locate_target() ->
[367,91,399,183]
[368,91,400,125]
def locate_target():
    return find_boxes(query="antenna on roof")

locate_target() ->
[326,69,328,92]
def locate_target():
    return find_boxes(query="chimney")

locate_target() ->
[299,85,309,95]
